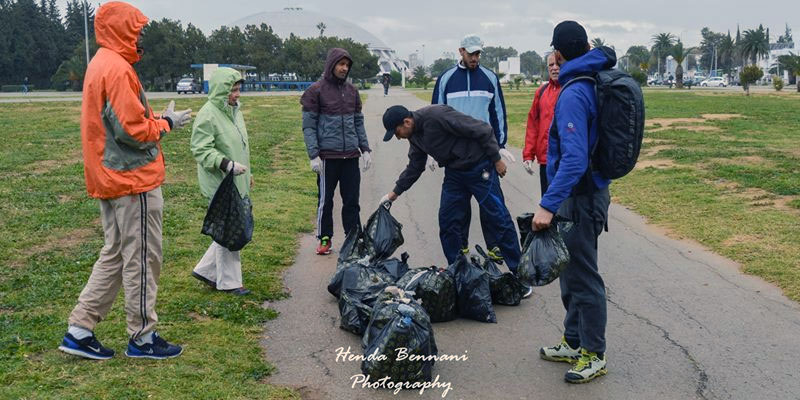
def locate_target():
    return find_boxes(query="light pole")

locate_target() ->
[83,1,90,66]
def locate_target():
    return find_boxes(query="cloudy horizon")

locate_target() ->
[64,0,798,63]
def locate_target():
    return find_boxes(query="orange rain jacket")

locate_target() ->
[80,1,171,199]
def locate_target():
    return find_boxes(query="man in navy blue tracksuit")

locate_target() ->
[533,21,613,384]
[431,34,518,268]
[378,104,519,273]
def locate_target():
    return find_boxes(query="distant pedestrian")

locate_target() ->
[431,34,518,268]
[22,76,28,94]
[59,1,192,361]
[190,67,252,296]
[382,73,391,96]
[301,48,372,255]
[523,52,561,196]
[534,20,613,384]
[379,104,521,279]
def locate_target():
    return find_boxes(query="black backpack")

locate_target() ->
[559,68,644,179]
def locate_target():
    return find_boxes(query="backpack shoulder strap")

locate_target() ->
[536,82,549,100]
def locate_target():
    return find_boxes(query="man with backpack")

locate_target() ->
[523,52,561,196]
[532,20,644,384]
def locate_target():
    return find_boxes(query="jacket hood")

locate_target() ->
[558,46,617,84]
[95,2,148,64]
[208,67,243,111]
[323,48,352,83]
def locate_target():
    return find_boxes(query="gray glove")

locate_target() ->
[162,100,192,130]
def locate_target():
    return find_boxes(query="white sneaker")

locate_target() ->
[522,285,533,299]
[565,349,607,383]
[539,337,580,363]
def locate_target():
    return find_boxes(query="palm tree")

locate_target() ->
[671,41,693,88]
[777,52,800,92]
[740,27,769,64]
[651,32,676,76]
[591,37,606,49]
[718,32,735,77]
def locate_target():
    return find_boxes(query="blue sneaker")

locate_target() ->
[125,332,183,360]
[58,332,115,360]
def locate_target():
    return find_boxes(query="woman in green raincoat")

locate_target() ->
[190,67,252,296]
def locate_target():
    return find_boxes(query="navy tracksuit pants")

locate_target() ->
[557,187,611,353]
[316,158,360,239]
[439,159,521,271]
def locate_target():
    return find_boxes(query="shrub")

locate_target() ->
[773,76,784,91]
[630,69,647,86]
[740,65,763,96]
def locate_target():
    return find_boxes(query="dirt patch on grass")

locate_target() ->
[9,226,96,268]
[641,144,677,157]
[701,114,742,120]
[710,179,799,215]
[648,125,721,133]
[188,312,212,322]
[646,118,705,127]
[722,234,763,247]
[636,159,677,170]
[642,138,673,144]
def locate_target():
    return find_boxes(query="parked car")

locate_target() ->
[176,78,201,94]
[700,77,727,87]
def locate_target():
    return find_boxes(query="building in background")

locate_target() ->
[497,57,520,82]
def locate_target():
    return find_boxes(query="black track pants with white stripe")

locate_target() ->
[315,158,361,240]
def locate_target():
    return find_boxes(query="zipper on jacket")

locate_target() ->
[340,84,346,155]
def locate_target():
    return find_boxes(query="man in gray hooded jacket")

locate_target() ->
[301,48,372,255]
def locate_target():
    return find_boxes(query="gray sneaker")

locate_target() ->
[522,285,533,299]
[565,349,607,383]
[539,337,580,363]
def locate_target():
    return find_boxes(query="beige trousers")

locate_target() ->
[68,187,162,339]
[193,242,242,290]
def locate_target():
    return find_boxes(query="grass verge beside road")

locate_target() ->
[0,96,316,398]
[413,87,800,301]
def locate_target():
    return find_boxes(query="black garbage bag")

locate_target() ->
[339,225,368,264]
[373,252,410,282]
[452,255,496,323]
[474,245,527,306]
[364,202,404,260]
[327,258,394,298]
[361,291,437,383]
[363,287,435,350]
[517,216,573,287]
[339,282,387,335]
[395,267,457,322]
[516,213,534,248]
[201,171,253,251]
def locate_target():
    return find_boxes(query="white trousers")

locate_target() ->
[193,242,242,290]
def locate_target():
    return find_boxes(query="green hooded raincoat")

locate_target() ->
[191,68,251,199]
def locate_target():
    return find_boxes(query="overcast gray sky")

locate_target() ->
[74,1,798,62]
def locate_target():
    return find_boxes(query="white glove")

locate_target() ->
[310,157,322,174]
[426,155,437,171]
[226,161,248,176]
[499,148,517,163]
[379,194,393,207]
[522,160,534,175]
[162,100,192,130]
[361,151,372,171]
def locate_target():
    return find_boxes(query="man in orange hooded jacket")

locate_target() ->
[59,1,192,361]
[523,53,561,197]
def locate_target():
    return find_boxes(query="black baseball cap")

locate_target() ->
[551,20,588,52]
[382,105,411,141]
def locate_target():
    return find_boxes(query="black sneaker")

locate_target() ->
[191,271,216,289]
[125,332,183,360]
[58,332,115,360]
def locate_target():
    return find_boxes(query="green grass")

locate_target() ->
[0,96,317,399]
[415,87,800,300]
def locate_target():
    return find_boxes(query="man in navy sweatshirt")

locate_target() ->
[532,21,614,384]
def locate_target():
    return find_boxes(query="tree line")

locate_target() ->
[622,24,799,89]
[0,0,378,91]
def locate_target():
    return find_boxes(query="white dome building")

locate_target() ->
[232,8,404,74]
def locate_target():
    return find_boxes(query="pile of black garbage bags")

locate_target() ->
[326,203,575,384]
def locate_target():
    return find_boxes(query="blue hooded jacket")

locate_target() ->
[540,48,615,213]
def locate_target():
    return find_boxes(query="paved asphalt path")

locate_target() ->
[261,87,800,400]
